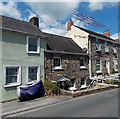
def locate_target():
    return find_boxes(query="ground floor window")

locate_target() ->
[113,60,118,71]
[4,65,21,87]
[96,60,102,72]
[81,78,86,86]
[53,57,61,69]
[27,66,40,83]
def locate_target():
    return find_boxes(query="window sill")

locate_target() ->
[4,83,20,88]
[80,66,87,69]
[96,71,103,74]
[105,51,109,53]
[27,81,36,85]
[53,67,64,71]
[80,85,87,89]
[96,50,101,52]
[27,51,40,54]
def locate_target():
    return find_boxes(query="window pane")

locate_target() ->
[96,60,100,64]
[81,79,85,85]
[96,65,100,71]
[6,67,18,84]
[28,67,38,82]
[80,59,84,66]
[54,58,61,67]
[28,38,37,52]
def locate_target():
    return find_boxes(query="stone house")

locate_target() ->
[65,20,120,78]
[44,33,89,89]
[0,15,46,102]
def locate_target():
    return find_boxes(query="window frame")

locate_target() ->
[53,57,62,69]
[96,59,102,73]
[113,59,118,71]
[26,36,40,54]
[3,65,21,87]
[27,65,40,84]
[104,41,109,52]
[112,43,117,53]
[96,39,101,51]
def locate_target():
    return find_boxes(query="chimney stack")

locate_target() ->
[67,19,74,31]
[29,17,39,28]
[103,30,110,37]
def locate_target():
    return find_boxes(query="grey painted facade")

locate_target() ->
[1,30,46,102]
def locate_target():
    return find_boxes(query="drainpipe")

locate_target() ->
[88,38,92,79]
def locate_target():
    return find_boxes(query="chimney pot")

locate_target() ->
[29,17,39,28]
[67,19,74,31]
[103,30,110,37]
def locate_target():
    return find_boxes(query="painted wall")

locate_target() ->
[0,29,2,102]
[65,25,89,49]
[2,30,46,101]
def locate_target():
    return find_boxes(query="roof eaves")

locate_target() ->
[44,50,88,56]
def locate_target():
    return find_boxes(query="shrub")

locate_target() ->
[44,79,60,96]
[104,79,120,86]
[104,79,113,84]
[112,68,116,74]
[113,80,120,86]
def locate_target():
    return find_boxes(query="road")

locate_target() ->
[17,89,119,117]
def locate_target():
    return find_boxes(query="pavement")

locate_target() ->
[8,89,119,117]
[2,95,72,117]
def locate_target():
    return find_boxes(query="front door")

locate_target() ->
[105,60,110,74]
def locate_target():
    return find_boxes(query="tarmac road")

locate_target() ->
[17,89,119,117]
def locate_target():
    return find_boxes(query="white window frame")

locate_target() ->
[104,41,109,52]
[113,59,118,71]
[96,60,102,73]
[96,39,101,51]
[3,65,21,87]
[27,65,40,84]
[80,58,87,69]
[26,36,40,54]
[112,43,117,53]
[53,57,62,69]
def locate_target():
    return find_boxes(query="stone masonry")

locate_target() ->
[45,52,89,89]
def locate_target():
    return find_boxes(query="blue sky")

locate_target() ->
[0,1,119,39]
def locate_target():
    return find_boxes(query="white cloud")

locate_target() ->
[111,33,120,39]
[72,17,87,28]
[23,2,80,36]
[42,27,67,36]
[88,2,104,11]
[88,1,118,11]
[0,1,22,19]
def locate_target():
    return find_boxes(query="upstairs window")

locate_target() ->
[112,43,117,53]
[53,57,61,69]
[27,36,40,53]
[96,39,101,51]
[104,41,109,52]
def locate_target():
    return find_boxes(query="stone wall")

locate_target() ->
[45,52,89,88]
[90,36,119,77]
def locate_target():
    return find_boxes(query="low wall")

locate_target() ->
[60,85,118,98]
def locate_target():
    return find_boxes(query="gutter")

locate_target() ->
[44,50,88,56]
[1,27,47,39]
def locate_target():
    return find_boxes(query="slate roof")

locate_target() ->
[44,33,86,54]
[74,25,114,41]
[0,15,44,36]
